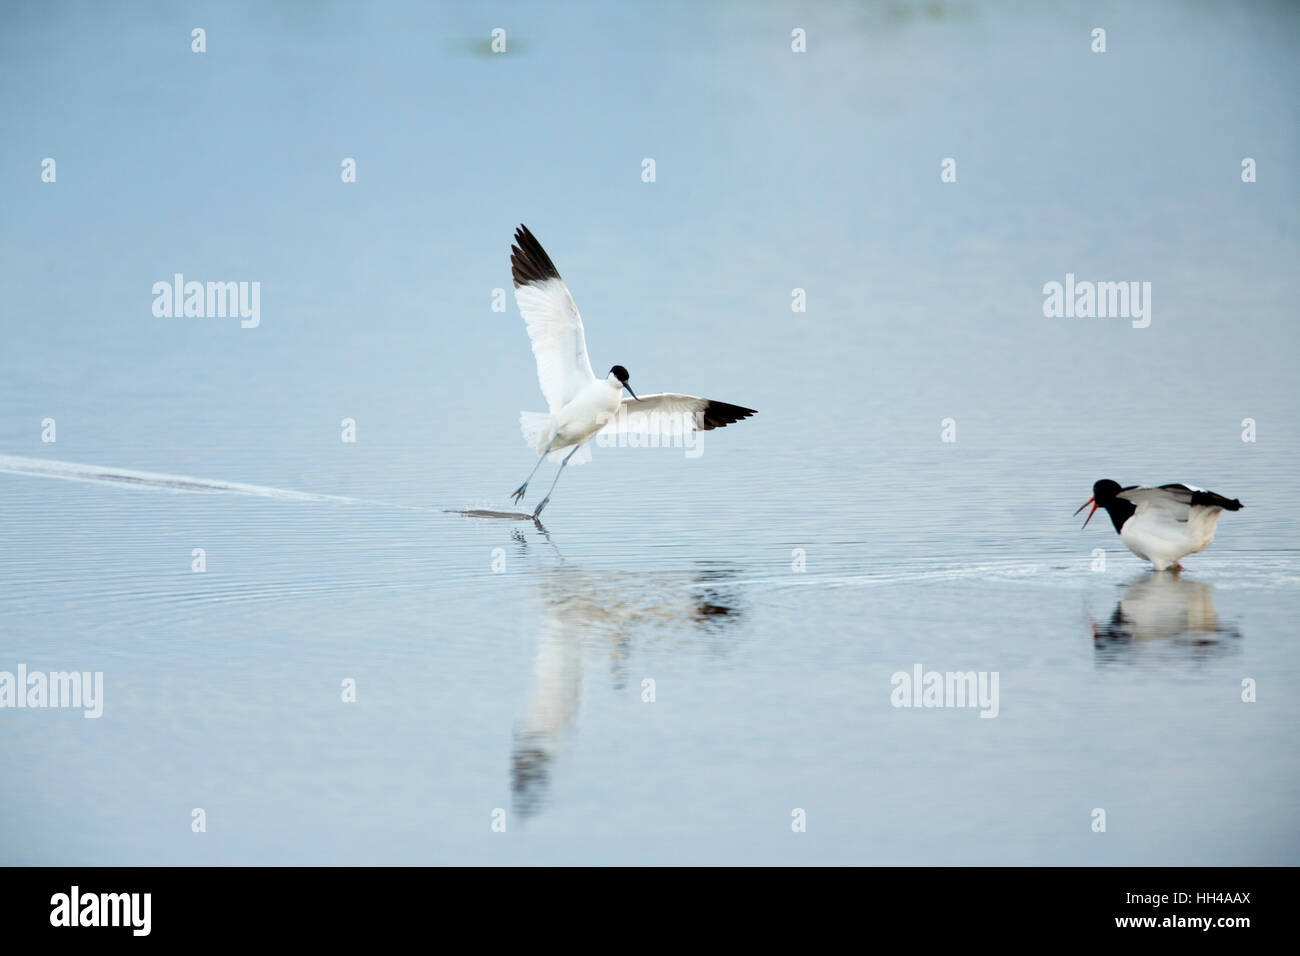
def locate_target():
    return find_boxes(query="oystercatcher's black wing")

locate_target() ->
[1117,484,1242,521]
[1158,484,1243,511]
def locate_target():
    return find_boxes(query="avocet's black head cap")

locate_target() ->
[608,365,640,400]
[1093,479,1122,502]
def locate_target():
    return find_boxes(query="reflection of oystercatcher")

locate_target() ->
[1091,572,1237,647]
[1075,480,1243,571]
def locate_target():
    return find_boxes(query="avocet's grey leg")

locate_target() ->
[511,438,556,504]
[532,445,580,519]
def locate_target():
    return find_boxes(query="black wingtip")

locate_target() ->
[697,401,757,431]
[1175,484,1245,511]
[510,224,561,288]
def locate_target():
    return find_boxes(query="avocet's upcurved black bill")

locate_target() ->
[623,382,640,401]
[1074,496,1099,528]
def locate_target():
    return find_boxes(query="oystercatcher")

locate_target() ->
[1075,480,1243,571]
[507,225,756,519]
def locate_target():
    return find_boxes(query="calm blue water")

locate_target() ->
[1,0,1297,864]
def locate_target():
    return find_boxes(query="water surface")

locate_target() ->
[1,0,1297,865]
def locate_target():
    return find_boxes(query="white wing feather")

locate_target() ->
[597,393,756,434]
[509,230,595,416]
[1118,486,1196,522]
[514,277,596,413]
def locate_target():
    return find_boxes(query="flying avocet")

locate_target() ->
[507,225,756,519]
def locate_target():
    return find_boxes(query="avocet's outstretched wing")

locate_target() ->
[511,225,596,413]
[1118,484,1244,520]
[597,393,757,434]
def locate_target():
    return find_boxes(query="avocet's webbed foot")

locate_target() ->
[532,496,550,520]
[511,483,528,504]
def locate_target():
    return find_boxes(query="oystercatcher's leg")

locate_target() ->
[511,437,556,504]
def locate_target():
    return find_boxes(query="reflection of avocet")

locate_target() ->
[510,565,742,819]
[506,225,756,519]
[1092,572,1239,651]
[510,595,583,819]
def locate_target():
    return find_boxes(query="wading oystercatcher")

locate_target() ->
[1075,480,1243,571]
[507,225,756,519]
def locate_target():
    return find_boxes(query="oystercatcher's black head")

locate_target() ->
[1074,478,1133,533]
[1092,479,1122,503]
[608,365,640,401]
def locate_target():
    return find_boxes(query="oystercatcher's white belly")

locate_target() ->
[1120,506,1223,570]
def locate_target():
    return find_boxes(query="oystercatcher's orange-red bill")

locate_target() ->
[1073,496,1098,528]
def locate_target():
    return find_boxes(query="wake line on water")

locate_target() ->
[0,454,436,512]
